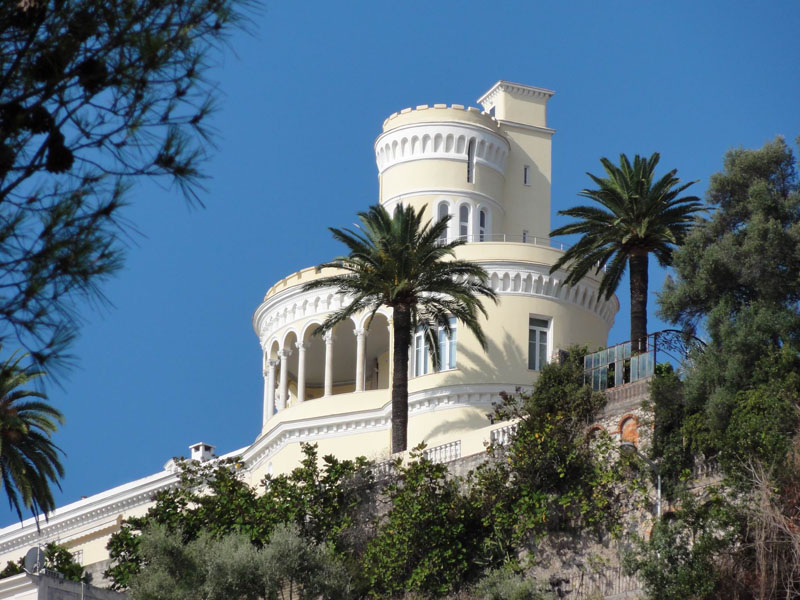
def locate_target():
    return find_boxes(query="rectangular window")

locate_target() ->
[523,165,530,185]
[528,317,549,370]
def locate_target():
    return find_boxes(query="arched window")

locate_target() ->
[459,205,469,241]
[479,209,487,242]
[467,139,476,183]
[437,202,449,243]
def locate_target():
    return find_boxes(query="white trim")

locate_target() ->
[374,122,509,175]
[244,383,518,472]
[477,80,555,108]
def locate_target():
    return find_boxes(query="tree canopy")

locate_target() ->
[0,351,63,519]
[0,0,255,369]
[303,204,496,453]
[550,153,702,349]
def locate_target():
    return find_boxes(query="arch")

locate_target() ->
[422,134,431,153]
[501,273,510,291]
[410,135,419,154]
[512,273,521,292]
[456,135,466,154]
[478,206,490,241]
[362,312,390,391]
[280,327,301,348]
[458,203,470,240]
[524,274,533,293]
[445,134,454,152]
[391,140,398,159]
[433,133,443,152]
[437,201,450,243]
[400,138,408,157]
[543,277,553,296]
[301,319,325,342]
[619,415,639,444]
[586,425,606,441]
[267,339,280,360]
[534,275,544,295]
[490,272,500,290]
[477,139,486,158]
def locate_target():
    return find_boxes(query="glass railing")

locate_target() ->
[584,335,656,391]
[583,330,706,392]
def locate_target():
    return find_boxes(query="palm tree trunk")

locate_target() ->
[390,305,411,453]
[629,250,649,353]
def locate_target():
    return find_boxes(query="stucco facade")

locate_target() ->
[0,81,618,581]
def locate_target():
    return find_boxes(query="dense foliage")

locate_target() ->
[474,348,645,559]
[107,351,631,599]
[0,0,255,369]
[129,524,349,600]
[106,446,374,590]
[627,135,800,599]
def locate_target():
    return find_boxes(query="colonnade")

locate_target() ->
[262,326,381,427]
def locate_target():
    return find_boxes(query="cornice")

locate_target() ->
[478,80,555,108]
[243,383,514,472]
[0,470,179,556]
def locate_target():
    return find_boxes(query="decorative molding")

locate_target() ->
[244,383,514,472]
[477,80,555,109]
[375,122,509,175]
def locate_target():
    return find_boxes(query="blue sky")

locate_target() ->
[2,0,800,525]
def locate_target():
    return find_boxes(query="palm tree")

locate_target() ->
[0,351,64,520]
[303,204,497,453]
[549,153,703,351]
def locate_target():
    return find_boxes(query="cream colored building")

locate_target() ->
[0,81,618,581]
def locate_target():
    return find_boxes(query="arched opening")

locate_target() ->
[329,319,357,396]
[280,331,298,409]
[300,323,326,401]
[459,205,469,241]
[479,209,487,241]
[364,313,390,391]
[437,202,449,243]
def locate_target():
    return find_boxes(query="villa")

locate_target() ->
[0,81,634,583]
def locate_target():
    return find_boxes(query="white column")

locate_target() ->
[278,348,291,410]
[295,341,308,403]
[354,328,367,392]
[265,359,277,423]
[323,331,335,397]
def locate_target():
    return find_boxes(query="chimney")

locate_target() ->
[189,442,216,462]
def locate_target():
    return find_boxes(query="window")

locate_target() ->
[414,329,428,376]
[437,202,449,243]
[479,209,487,242]
[528,317,549,370]
[523,165,530,185]
[467,139,476,183]
[414,318,457,376]
[522,229,529,243]
[459,205,469,240]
